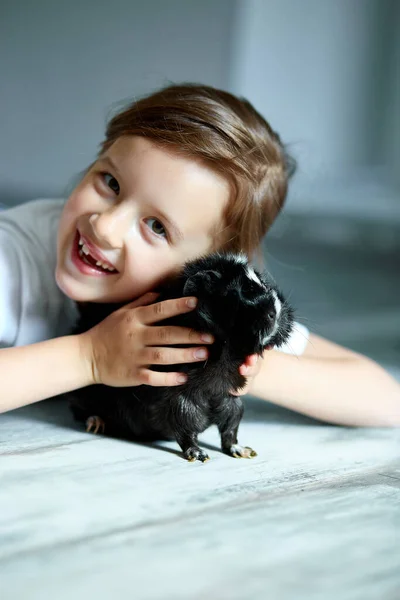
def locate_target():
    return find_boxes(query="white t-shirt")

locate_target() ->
[0,199,79,347]
[0,199,309,354]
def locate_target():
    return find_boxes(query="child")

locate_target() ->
[0,83,399,425]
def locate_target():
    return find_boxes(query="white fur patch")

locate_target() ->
[246,267,262,285]
[233,253,247,265]
[271,289,282,320]
[261,290,282,346]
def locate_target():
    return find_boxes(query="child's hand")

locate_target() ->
[230,354,263,396]
[79,292,214,388]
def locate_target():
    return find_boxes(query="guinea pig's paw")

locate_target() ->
[226,444,257,459]
[184,446,210,463]
[85,415,106,435]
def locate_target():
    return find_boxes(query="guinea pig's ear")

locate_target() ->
[183,270,222,295]
[203,269,222,287]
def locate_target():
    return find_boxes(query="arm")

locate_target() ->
[250,334,400,427]
[0,335,93,413]
[0,294,213,414]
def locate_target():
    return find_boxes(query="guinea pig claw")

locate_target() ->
[228,444,257,459]
[184,447,210,463]
[85,415,105,435]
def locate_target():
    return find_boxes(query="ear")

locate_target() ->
[183,270,222,295]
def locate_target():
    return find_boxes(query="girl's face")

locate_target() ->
[56,136,230,303]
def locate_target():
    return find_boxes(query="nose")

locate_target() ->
[89,204,135,248]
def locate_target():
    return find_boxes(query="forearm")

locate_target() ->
[251,350,400,427]
[0,335,93,413]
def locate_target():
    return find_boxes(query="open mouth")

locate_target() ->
[72,230,118,276]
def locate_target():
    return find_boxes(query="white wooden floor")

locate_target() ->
[1,396,399,600]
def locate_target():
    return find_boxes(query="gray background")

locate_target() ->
[0,0,234,202]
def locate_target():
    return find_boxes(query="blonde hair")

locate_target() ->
[98,83,295,265]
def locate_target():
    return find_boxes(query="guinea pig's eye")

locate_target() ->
[242,281,257,294]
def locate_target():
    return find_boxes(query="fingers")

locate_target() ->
[123,292,160,310]
[143,325,214,347]
[136,296,198,325]
[137,368,189,387]
[141,345,209,366]
[243,354,258,369]
[239,354,261,376]
[231,354,261,396]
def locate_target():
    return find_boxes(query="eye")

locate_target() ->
[145,217,167,239]
[101,172,120,195]
[243,281,258,293]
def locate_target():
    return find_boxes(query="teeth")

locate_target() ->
[96,260,116,272]
[77,235,116,272]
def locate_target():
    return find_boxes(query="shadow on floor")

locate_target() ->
[10,393,322,430]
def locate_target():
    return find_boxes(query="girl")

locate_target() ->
[0,83,399,425]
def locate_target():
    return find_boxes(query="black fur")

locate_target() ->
[69,252,294,462]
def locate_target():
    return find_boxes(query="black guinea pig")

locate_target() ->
[69,252,294,462]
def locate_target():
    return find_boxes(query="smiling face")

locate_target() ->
[56,136,231,303]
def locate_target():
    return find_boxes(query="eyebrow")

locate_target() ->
[98,155,184,242]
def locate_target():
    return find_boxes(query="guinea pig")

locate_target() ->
[69,252,294,462]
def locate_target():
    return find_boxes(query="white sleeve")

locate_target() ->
[0,232,20,347]
[275,321,309,356]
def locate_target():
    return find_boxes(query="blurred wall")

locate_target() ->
[0,0,235,204]
[231,0,397,174]
[230,0,400,218]
[385,0,400,187]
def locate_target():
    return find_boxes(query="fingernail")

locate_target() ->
[177,375,187,384]
[187,297,197,308]
[201,334,213,343]
[194,348,207,359]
